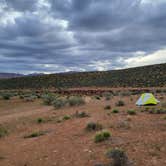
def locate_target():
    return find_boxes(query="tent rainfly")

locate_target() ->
[136,93,160,106]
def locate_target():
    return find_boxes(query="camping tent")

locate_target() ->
[136,93,160,106]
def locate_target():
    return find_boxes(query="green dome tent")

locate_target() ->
[136,93,160,106]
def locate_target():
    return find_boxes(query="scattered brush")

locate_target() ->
[149,108,166,114]
[112,109,119,114]
[86,122,103,131]
[37,118,44,124]
[1,94,11,100]
[74,111,89,118]
[0,125,8,138]
[127,110,136,115]
[42,93,56,105]
[24,131,47,138]
[102,92,113,100]
[106,148,130,166]
[94,130,111,143]
[104,105,111,110]
[63,115,71,120]
[68,96,85,106]
[95,96,101,100]
[115,100,125,107]
[52,98,66,109]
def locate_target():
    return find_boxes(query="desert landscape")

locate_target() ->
[1,1,166,165]
[0,85,166,166]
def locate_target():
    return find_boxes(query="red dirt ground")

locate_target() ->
[0,92,166,166]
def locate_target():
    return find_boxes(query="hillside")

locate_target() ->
[0,63,165,90]
[0,73,23,79]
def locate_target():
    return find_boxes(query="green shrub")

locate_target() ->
[127,110,136,115]
[103,92,112,100]
[24,131,46,138]
[106,148,129,166]
[86,122,103,131]
[94,130,111,143]
[68,96,85,106]
[42,93,55,105]
[37,118,44,123]
[112,109,119,113]
[149,108,166,114]
[2,94,10,100]
[95,96,101,100]
[0,125,8,138]
[63,115,71,120]
[104,105,111,110]
[115,100,125,107]
[52,98,66,109]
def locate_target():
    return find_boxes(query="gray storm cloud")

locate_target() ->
[0,0,166,73]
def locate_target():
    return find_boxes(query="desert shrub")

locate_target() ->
[37,118,44,123]
[42,93,55,105]
[95,96,101,100]
[0,125,8,138]
[74,111,89,118]
[115,100,125,107]
[112,109,119,113]
[2,94,10,100]
[63,115,71,120]
[161,102,166,108]
[94,130,111,143]
[24,131,46,138]
[103,92,112,100]
[163,116,166,120]
[127,110,136,115]
[86,122,103,131]
[68,96,85,106]
[116,120,131,130]
[120,91,131,97]
[104,105,111,110]
[19,95,24,99]
[106,148,129,166]
[24,95,37,102]
[149,108,166,114]
[130,97,133,101]
[52,98,66,109]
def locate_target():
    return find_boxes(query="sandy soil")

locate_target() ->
[0,93,166,166]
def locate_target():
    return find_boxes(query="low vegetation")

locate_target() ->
[149,108,166,114]
[74,111,89,118]
[104,105,111,110]
[112,109,119,113]
[86,122,103,131]
[52,98,66,109]
[106,148,129,166]
[63,115,71,120]
[115,100,125,107]
[94,130,111,143]
[24,131,47,138]
[127,110,136,115]
[42,93,56,105]
[0,125,8,138]
[68,96,85,106]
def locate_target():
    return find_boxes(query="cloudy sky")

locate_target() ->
[0,0,166,74]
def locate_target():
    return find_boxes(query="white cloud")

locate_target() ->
[89,60,112,71]
[122,49,166,68]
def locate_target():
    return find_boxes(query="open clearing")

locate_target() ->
[0,90,166,166]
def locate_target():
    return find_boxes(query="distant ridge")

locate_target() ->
[0,73,23,79]
[0,73,45,79]
[0,63,165,89]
